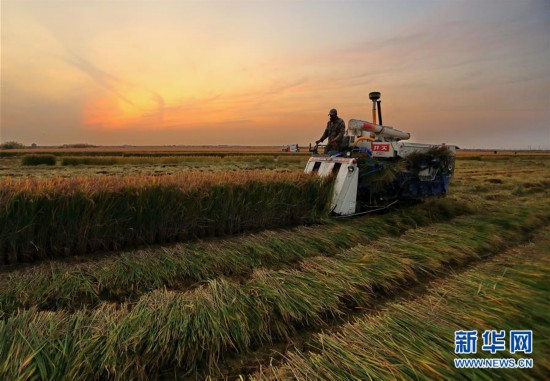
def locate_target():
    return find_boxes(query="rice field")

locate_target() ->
[0,149,548,380]
[0,172,332,263]
[0,150,311,179]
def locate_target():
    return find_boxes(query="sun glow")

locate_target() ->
[84,89,162,129]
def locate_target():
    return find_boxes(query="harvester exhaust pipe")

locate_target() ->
[369,91,381,125]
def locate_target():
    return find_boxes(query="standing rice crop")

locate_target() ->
[0,172,332,264]
[21,155,56,166]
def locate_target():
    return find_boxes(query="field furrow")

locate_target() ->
[0,198,472,316]
[253,227,550,380]
[1,199,548,380]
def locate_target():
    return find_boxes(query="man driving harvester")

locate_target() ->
[316,108,346,154]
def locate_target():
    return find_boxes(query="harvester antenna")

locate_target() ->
[369,91,381,125]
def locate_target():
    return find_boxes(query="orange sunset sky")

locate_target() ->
[1,0,549,149]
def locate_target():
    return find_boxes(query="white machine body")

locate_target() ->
[348,119,411,141]
[346,118,457,159]
[366,140,456,159]
[304,156,359,215]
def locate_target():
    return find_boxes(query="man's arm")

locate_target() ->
[317,124,329,144]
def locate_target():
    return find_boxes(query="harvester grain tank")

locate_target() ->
[305,92,457,217]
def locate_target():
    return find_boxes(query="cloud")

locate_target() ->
[65,52,135,106]
[3,0,548,148]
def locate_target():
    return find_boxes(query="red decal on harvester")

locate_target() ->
[372,143,390,152]
[363,122,376,131]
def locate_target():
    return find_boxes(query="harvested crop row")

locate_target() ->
[1,205,547,380]
[0,198,472,315]
[59,154,308,166]
[1,150,310,158]
[448,175,550,211]
[0,172,331,264]
[254,229,550,381]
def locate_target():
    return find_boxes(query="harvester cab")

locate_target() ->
[305,92,458,217]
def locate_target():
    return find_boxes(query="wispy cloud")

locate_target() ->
[66,52,135,105]
[3,0,548,148]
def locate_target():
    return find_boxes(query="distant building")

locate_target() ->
[282,144,300,152]
[31,143,37,148]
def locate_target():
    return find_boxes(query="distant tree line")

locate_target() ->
[0,141,25,149]
[61,143,97,148]
[0,142,99,149]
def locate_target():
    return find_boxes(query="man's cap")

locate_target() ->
[329,108,337,116]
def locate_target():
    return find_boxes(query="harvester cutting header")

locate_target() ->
[306,92,457,217]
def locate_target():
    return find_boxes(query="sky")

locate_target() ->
[1,0,549,149]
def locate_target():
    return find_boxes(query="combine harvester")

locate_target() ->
[305,92,458,217]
